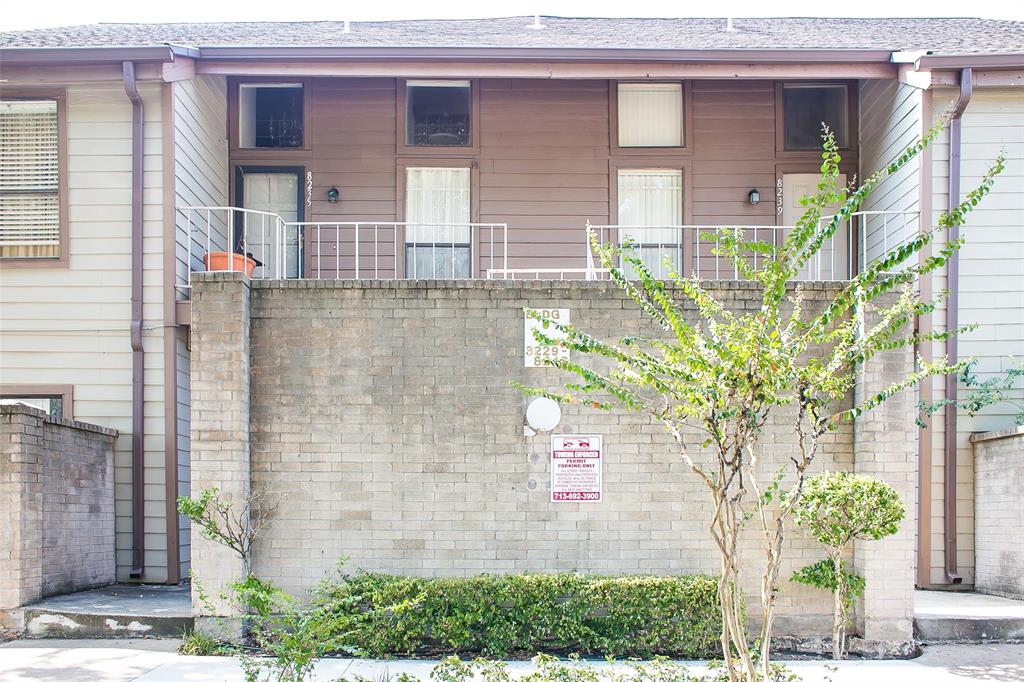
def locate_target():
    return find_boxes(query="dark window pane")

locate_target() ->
[783,85,847,150]
[240,85,303,148]
[406,83,471,146]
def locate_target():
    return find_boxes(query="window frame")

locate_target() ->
[775,81,858,156]
[228,78,311,154]
[396,79,481,156]
[396,158,480,277]
[0,384,74,419]
[0,89,69,270]
[610,80,692,156]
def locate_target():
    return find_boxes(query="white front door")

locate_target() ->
[782,173,848,280]
[239,170,301,279]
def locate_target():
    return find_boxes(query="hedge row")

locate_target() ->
[318,572,721,658]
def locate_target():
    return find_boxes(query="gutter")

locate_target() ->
[0,45,197,65]
[168,45,896,64]
[943,67,973,585]
[123,61,146,580]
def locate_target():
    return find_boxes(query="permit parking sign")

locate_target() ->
[550,434,602,503]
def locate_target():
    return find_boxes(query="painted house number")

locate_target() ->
[776,178,784,217]
[306,172,313,209]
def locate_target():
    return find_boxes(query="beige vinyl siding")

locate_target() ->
[173,74,229,576]
[928,87,1024,586]
[858,80,922,265]
[0,82,171,581]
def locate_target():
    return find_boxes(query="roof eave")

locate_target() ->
[915,53,1024,69]
[195,45,896,63]
[0,45,199,65]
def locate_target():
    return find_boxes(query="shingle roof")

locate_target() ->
[2,16,1023,56]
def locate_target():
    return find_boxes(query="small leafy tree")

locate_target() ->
[516,123,1004,681]
[919,358,1024,427]
[179,487,280,578]
[788,472,904,659]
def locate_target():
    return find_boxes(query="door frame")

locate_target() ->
[232,164,306,277]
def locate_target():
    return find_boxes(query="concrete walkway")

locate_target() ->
[1,640,1023,682]
[915,590,1024,642]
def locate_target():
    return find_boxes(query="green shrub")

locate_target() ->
[316,571,721,658]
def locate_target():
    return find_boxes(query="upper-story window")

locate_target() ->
[0,99,62,261]
[238,83,304,149]
[782,84,849,150]
[405,80,471,147]
[617,83,684,148]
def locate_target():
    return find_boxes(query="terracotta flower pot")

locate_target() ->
[203,251,257,277]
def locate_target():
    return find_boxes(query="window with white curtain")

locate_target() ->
[405,167,471,278]
[0,100,60,259]
[617,83,683,148]
[617,169,683,278]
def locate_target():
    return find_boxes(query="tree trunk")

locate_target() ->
[832,553,847,660]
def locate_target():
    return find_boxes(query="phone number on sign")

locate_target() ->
[552,492,600,501]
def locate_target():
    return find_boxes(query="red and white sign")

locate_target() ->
[550,434,602,503]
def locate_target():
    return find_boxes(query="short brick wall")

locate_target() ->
[190,272,918,642]
[0,404,117,631]
[972,427,1024,599]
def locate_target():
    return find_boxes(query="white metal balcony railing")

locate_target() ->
[175,206,920,290]
[175,206,509,292]
[585,211,921,282]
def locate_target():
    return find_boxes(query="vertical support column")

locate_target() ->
[0,408,42,632]
[189,272,251,624]
[853,292,918,644]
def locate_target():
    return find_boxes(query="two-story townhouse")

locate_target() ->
[0,17,1021,608]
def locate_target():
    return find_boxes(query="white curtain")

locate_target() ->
[617,83,682,147]
[405,167,471,245]
[617,169,683,277]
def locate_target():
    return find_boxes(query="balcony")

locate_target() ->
[175,206,920,294]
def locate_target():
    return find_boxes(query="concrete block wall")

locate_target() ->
[853,294,919,643]
[189,272,251,616]
[0,404,117,631]
[189,273,917,641]
[972,427,1024,599]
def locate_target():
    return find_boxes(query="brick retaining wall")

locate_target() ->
[972,427,1024,599]
[0,404,117,631]
[190,272,918,642]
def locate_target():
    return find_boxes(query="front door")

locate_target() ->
[235,167,303,278]
[782,173,848,279]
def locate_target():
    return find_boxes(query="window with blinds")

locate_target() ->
[617,83,683,148]
[0,100,60,259]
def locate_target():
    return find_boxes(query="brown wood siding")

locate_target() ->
[246,77,859,277]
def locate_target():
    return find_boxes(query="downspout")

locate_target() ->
[943,67,972,585]
[123,61,146,580]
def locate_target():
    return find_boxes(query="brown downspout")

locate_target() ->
[943,67,972,585]
[123,61,146,580]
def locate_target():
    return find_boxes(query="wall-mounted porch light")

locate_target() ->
[327,187,340,203]
[748,188,760,206]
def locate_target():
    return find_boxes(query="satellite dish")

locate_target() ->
[526,398,561,432]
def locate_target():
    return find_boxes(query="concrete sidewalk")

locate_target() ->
[1,640,1022,682]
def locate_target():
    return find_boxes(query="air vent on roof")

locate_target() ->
[725,18,737,33]
[343,20,351,34]
[529,15,544,30]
